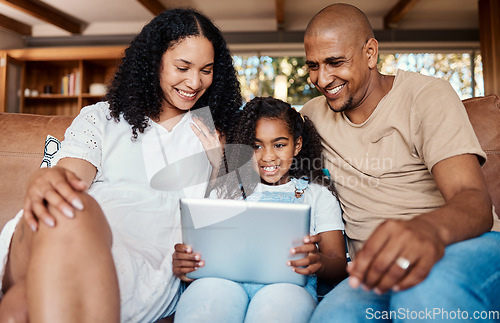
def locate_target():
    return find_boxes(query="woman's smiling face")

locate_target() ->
[159,36,214,118]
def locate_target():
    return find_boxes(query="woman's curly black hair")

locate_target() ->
[105,8,242,138]
[215,96,336,199]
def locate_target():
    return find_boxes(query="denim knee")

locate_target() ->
[174,278,249,323]
[391,232,500,314]
[310,278,391,323]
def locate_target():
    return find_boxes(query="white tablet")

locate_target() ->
[180,197,311,286]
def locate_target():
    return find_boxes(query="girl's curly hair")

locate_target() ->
[215,96,336,199]
[105,8,242,138]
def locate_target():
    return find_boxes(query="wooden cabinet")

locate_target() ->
[0,46,126,116]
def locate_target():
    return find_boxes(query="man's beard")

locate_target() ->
[327,96,354,113]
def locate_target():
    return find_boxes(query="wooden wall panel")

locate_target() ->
[479,0,500,96]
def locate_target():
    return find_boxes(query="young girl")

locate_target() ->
[0,9,241,323]
[172,97,347,322]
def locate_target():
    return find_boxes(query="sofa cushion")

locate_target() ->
[40,135,62,168]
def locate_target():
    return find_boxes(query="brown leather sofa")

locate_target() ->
[0,95,498,319]
[0,113,72,229]
[462,95,500,214]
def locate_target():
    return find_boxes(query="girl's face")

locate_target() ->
[253,118,302,185]
[159,36,214,119]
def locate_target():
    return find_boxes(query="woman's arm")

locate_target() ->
[23,157,97,231]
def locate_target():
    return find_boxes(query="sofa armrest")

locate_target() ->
[462,95,500,214]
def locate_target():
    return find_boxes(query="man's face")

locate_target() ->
[305,31,370,113]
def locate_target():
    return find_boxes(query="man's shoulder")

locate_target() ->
[300,96,328,118]
[394,70,450,94]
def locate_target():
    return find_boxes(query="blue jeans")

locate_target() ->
[174,277,317,323]
[310,232,500,322]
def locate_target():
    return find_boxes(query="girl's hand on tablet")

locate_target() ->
[172,243,204,282]
[287,235,322,275]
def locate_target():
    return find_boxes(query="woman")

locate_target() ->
[0,8,241,323]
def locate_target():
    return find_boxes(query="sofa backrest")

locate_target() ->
[463,95,500,214]
[0,113,73,228]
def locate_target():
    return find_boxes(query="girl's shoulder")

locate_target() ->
[302,180,337,202]
[303,181,341,220]
[304,181,331,194]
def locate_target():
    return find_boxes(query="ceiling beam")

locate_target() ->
[0,0,83,34]
[384,0,421,29]
[275,0,285,31]
[136,0,166,16]
[0,12,31,36]
[23,29,480,48]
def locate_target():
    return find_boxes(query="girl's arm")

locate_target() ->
[288,230,348,284]
[172,243,205,282]
[315,230,348,282]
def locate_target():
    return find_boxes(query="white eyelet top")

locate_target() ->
[51,101,211,322]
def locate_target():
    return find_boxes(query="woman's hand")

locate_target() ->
[23,166,87,231]
[287,235,322,275]
[190,117,224,170]
[172,243,204,282]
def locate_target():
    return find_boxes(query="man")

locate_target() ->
[301,3,500,321]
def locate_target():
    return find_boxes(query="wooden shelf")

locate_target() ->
[25,95,79,99]
[81,93,106,98]
[0,46,125,116]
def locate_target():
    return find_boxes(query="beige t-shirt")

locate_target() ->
[301,69,499,257]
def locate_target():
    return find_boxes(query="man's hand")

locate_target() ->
[287,235,322,275]
[172,243,204,282]
[347,217,445,294]
[23,166,86,231]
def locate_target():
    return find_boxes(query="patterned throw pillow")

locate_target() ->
[40,135,61,168]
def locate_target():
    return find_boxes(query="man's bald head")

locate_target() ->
[305,3,374,44]
[303,3,383,115]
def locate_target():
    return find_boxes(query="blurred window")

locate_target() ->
[233,51,482,107]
